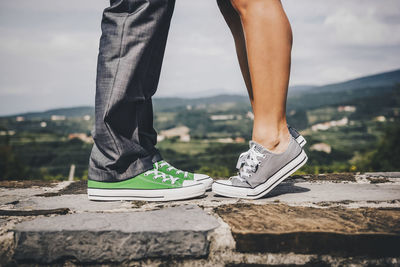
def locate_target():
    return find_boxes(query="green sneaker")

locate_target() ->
[87,168,206,201]
[154,160,214,190]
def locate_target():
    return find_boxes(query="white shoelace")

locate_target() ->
[235,148,265,182]
[143,168,179,184]
[236,150,251,169]
[155,161,189,178]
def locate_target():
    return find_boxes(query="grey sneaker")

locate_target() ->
[288,124,306,147]
[212,137,308,199]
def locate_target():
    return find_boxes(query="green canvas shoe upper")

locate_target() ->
[88,168,183,190]
[154,160,195,180]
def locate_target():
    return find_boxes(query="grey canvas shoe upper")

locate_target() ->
[232,137,302,188]
[212,136,308,199]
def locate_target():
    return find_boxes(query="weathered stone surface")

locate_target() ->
[292,173,357,182]
[35,180,87,196]
[13,194,129,212]
[260,183,400,205]
[0,180,58,188]
[0,181,71,205]
[215,203,400,257]
[1,173,400,266]
[364,172,400,178]
[13,205,219,263]
[9,181,400,214]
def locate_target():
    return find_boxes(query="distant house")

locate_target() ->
[16,116,25,122]
[68,133,93,143]
[337,106,356,112]
[210,114,235,121]
[83,115,91,121]
[51,115,66,121]
[216,138,234,143]
[374,116,386,122]
[311,117,348,131]
[215,137,246,143]
[210,114,243,121]
[310,143,332,154]
[0,130,15,136]
[158,126,190,142]
[235,137,245,143]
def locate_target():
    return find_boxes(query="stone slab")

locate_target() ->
[364,172,400,178]
[257,182,400,205]
[215,203,400,257]
[12,194,131,212]
[13,205,219,263]
[0,181,71,205]
[8,181,400,215]
[0,208,70,216]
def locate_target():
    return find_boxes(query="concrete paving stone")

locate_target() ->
[215,203,400,257]
[13,205,219,263]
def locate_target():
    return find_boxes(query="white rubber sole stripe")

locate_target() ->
[296,135,307,147]
[197,177,214,190]
[212,149,308,199]
[87,183,206,202]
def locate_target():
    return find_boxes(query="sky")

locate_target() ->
[0,0,399,115]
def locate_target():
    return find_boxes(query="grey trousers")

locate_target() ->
[88,0,175,182]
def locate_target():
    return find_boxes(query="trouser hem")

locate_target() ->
[88,151,163,182]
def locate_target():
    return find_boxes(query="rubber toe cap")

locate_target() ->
[193,173,210,181]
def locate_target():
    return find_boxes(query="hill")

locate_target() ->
[6,106,95,120]
[287,69,400,111]
[2,68,400,118]
[309,69,400,93]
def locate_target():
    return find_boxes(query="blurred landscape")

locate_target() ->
[1,69,399,181]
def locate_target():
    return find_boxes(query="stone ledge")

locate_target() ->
[1,172,400,266]
[13,205,219,263]
[215,204,400,257]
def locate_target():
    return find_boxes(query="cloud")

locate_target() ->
[0,0,399,115]
[324,8,400,46]
[284,0,400,85]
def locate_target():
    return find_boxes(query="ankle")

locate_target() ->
[253,127,291,153]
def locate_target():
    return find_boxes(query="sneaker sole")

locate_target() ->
[296,135,307,147]
[195,177,214,190]
[87,183,206,202]
[212,149,308,199]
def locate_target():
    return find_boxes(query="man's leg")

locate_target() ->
[87,0,207,201]
[88,0,175,182]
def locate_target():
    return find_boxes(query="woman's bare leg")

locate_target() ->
[216,0,253,101]
[226,0,292,153]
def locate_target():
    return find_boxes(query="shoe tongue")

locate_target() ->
[249,140,268,155]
